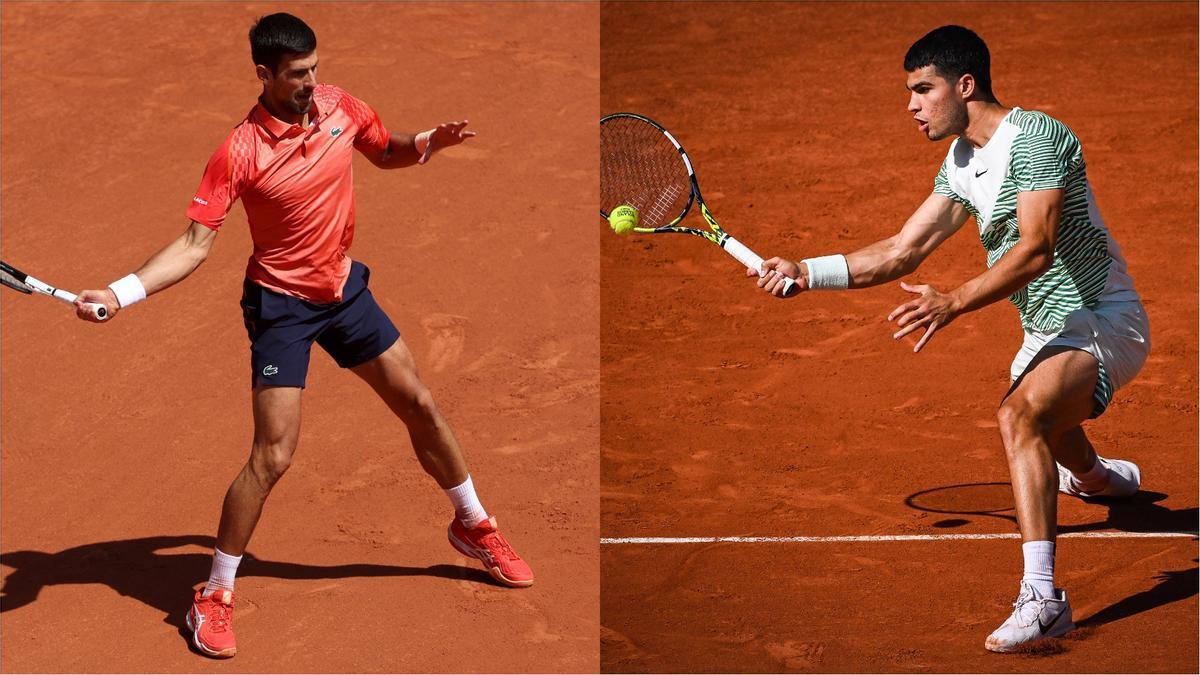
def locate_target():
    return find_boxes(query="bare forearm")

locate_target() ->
[367,121,474,169]
[843,236,923,288]
[73,221,214,321]
[949,241,1053,315]
[803,194,967,290]
[376,132,421,169]
[133,226,212,295]
[794,236,919,289]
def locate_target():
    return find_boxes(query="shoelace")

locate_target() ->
[206,599,233,632]
[1011,587,1033,609]
[480,531,518,561]
[1012,593,1051,628]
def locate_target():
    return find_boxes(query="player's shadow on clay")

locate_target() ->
[0,534,499,624]
[905,483,1199,628]
[1075,560,1199,629]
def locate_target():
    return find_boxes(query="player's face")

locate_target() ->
[262,51,319,116]
[906,66,967,141]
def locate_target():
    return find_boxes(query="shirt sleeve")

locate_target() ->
[186,129,254,231]
[340,91,391,155]
[1009,120,1082,192]
[932,155,971,208]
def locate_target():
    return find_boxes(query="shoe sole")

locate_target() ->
[985,614,1075,653]
[447,528,534,588]
[185,606,237,659]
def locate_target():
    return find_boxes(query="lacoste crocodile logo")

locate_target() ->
[330,127,343,138]
[262,365,279,376]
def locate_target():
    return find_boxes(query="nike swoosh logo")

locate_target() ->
[1037,611,1057,634]
[975,169,988,177]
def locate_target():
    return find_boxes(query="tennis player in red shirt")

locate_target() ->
[76,13,532,659]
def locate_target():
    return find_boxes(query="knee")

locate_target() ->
[398,385,440,426]
[996,396,1051,452]
[385,369,440,425]
[248,441,295,490]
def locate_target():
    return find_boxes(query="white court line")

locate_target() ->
[602,531,1198,544]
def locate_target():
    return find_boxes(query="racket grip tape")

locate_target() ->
[722,236,797,297]
[53,288,108,321]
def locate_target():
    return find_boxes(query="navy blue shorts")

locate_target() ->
[240,260,401,388]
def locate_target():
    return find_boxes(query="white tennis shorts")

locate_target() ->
[1009,300,1150,418]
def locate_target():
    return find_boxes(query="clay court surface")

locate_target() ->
[2,3,597,672]
[601,2,1197,672]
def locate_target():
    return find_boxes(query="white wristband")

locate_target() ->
[414,129,433,155]
[108,273,147,308]
[801,254,850,289]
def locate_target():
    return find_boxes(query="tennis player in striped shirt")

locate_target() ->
[752,25,1148,651]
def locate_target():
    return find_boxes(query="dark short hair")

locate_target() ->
[249,13,316,73]
[904,25,993,99]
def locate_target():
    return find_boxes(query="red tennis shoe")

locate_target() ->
[186,588,237,658]
[448,515,534,587]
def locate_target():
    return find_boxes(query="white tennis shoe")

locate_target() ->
[1057,457,1141,498]
[985,581,1074,652]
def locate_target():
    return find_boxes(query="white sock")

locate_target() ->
[1071,455,1110,491]
[202,548,243,596]
[445,475,488,527]
[1021,540,1056,598]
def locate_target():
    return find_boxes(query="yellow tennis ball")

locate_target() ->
[608,205,639,236]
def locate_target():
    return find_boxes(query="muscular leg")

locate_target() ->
[215,386,303,556]
[1051,426,1099,474]
[997,346,1099,542]
[349,337,533,587]
[984,347,1097,651]
[350,338,467,488]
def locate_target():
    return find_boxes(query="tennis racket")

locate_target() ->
[0,260,108,320]
[600,112,797,296]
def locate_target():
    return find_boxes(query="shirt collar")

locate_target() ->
[252,94,325,139]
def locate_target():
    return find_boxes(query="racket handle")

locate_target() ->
[722,236,797,297]
[53,288,108,321]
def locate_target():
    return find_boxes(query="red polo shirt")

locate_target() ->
[187,84,390,303]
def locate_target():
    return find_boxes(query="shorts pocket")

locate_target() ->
[241,281,297,339]
[240,281,264,340]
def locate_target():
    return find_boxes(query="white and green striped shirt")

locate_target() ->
[933,107,1138,332]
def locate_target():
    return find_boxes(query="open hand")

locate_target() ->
[887,281,960,352]
[418,120,477,165]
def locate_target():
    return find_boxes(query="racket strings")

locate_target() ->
[600,117,692,229]
[0,266,33,294]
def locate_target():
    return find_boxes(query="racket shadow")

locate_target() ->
[904,482,1199,534]
[905,483,1199,630]
[0,534,499,627]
